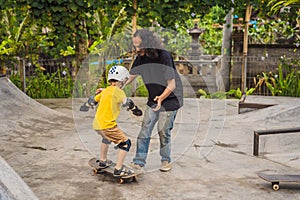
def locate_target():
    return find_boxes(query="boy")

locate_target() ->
[92,65,137,177]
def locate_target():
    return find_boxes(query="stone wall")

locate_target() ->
[231,41,300,94]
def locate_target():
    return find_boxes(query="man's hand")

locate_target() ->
[152,79,175,111]
[152,96,162,111]
[122,74,137,89]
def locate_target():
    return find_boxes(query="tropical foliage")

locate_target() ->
[1,0,297,62]
[267,0,300,14]
[10,67,74,98]
[198,87,256,99]
[249,0,300,44]
[198,6,226,55]
[1,0,299,98]
[255,57,300,97]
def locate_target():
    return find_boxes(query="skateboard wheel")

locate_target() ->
[93,168,98,174]
[272,184,280,191]
[118,178,124,184]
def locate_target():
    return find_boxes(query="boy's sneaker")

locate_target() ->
[128,163,144,173]
[160,161,172,172]
[96,159,112,169]
[114,166,134,177]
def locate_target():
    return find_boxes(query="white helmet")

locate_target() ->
[107,65,129,82]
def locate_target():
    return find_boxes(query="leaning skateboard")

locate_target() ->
[258,172,300,191]
[88,158,140,184]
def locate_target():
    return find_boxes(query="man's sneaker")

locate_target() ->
[128,163,144,173]
[160,161,172,172]
[114,166,134,177]
[96,159,112,169]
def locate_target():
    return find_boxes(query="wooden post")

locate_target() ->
[253,131,259,156]
[132,0,137,34]
[18,57,26,93]
[241,4,252,94]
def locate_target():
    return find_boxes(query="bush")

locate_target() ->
[11,67,74,98]
[255,56,300,97]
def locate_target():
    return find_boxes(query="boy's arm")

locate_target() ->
[85,95,98,108]
[87,91,102,107]
[79,93,100,111]
[95,88,104,94]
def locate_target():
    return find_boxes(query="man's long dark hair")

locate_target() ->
[133,29,164,59]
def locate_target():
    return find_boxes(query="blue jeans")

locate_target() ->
[133,106,178,166]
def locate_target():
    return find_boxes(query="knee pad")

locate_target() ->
[117,139,131,152]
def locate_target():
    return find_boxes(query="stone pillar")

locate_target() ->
[188,20,203,60]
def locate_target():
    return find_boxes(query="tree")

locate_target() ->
[267,0,300,13]
[267,0,300,42]
[0,1,252,61]
[103,0,234,29]
[22,1,105,74]
[0,3,45,90]
[218,9,233,92]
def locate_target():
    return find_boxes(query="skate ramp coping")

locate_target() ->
[0,156,38,200]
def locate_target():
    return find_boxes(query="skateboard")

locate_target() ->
[258,172,300,191]
[88,158,140,184]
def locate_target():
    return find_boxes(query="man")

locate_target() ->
[125,29,183,172]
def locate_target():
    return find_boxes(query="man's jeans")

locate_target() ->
[133,106,178,166]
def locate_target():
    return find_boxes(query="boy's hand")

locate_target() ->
[79,103,90,112]
[87,95,97,108]
[95,88,104,94]
[125,99,135,110]
[131,106,143,116]
[80,95,98,111]
[123,98,143,116]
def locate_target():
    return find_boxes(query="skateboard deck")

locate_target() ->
[258,172,300,191]
[88,158,140,184]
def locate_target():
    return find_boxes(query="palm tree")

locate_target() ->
[267,0,300,13]
[0,9,30,59]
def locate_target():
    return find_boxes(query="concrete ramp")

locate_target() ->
[1,76,300,200]
[0,77,64,117]
[0,77,73,200]
[0,77,72,137]
[0,156,38,200]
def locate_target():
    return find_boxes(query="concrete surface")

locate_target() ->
[1,76,300,200]
[0,156,38,200]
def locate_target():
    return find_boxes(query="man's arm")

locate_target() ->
[153,78,176,111]
[122,74,137,89]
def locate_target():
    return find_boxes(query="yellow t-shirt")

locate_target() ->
[93,86,126,130]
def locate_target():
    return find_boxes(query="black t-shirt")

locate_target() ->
[130,49,183,111]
